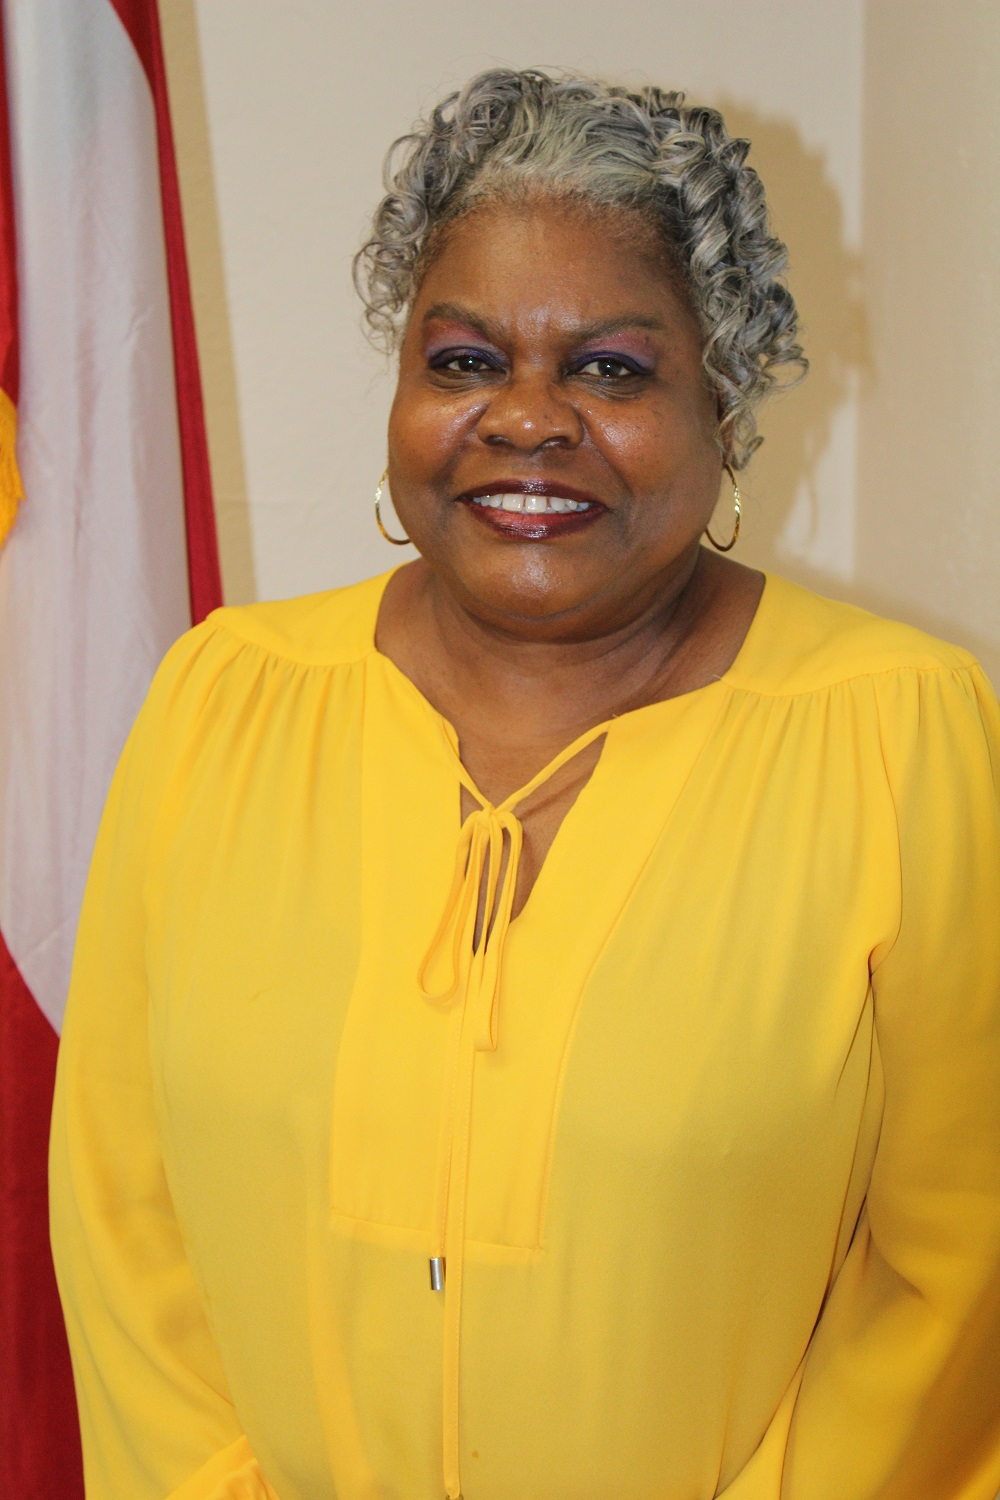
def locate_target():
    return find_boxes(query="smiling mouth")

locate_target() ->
[456,484,606,538]
[470,491,594,514]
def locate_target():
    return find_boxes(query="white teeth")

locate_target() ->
[470,492,593,513]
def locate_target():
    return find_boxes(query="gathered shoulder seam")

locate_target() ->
[722,656,984,702]
[195,610,987,695]
[199,610,378,671]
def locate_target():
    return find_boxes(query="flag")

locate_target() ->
[0,10,21,546]
[0,0,223,1490]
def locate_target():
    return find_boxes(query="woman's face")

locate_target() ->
[388,197,723,640]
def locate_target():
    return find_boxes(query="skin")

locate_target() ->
[376,196,764,912]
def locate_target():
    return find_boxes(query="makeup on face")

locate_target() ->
[454,477,607,540]
[422,306,663,389]
[387,198,721,637]
[416,310,671,541]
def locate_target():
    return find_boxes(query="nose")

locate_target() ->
[476,372,585,451]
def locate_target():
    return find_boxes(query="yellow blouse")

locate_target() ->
[50,569,1000,1500]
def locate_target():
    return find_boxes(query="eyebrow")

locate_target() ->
[421,302,667,343]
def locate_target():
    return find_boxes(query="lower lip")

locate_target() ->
[459,498,605,539]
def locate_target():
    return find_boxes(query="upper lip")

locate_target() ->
[456,479,605,507]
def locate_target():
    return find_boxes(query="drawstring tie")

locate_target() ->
[419,802,522,1053]
[417,723,608,1500]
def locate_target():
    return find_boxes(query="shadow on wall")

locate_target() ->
[718,101,999,680]
[161,0,256,606]
[716,104,869,585]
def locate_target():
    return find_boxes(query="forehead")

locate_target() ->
[410,197,696,341]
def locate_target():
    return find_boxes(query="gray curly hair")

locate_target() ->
[354,68,806,469]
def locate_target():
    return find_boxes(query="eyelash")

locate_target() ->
[575,356,647,380]
[431,351,501,375]
[429,350,650,380]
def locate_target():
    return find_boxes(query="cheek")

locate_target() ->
[582,401,703,481]
[389,386,480,477]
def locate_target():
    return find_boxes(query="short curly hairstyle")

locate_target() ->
[354,68,807,469]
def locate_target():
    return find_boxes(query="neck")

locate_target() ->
[394,544,725,748]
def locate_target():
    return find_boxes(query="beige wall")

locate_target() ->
[854,0,1000,678]
[162,0,999,684]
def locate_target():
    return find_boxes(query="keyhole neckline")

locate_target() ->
[370,565,771,816]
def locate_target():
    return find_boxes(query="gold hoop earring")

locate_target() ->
[374,468,410,546]
[706,463,741,552]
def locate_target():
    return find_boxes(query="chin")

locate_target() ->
[450,552,615,636]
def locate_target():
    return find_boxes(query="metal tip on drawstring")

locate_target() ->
[429,1256,446,1292]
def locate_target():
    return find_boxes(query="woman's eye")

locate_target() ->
[577,356,642,380]
[433,352,496,375]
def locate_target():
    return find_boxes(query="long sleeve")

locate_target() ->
[49,629,279,1500]
[768,662,1000,1499]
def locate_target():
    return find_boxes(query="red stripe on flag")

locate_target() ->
[0,932,84,1497]
[0,16,19,404]
[110,0,223,624]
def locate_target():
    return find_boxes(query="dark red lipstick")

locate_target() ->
[455,479,606,540]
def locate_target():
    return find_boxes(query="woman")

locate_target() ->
[50,70,1000,1500]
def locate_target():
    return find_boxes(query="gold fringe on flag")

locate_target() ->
[0,384,23,548]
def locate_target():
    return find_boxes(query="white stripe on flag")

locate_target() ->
[0,0,191,1033]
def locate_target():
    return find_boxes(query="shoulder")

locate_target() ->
[197,569,393,667]
[129,570,393,756]
[727,573,984,697]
